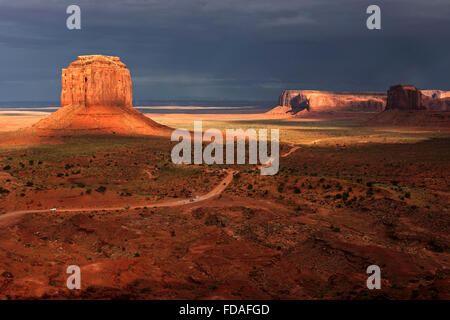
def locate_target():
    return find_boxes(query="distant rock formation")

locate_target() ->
[366,84,450,128]
[32,55,168,136]
[422,90,450,111]
[384,84,450,112]
[385,84,426,110]
[266,90,386,116]
[422,90,450,100]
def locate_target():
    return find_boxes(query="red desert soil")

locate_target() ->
[0,140,448,299]
[0,169,237,227]
[0,59,448,299]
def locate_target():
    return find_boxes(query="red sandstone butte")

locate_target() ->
[385,84,426,111]
[266,90,386,116]
[366,84,450,128]
[33,55,168,136]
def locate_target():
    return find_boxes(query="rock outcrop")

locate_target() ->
[32,55,167,136]
[422,90,450,100]
[385,84,426,110]
[366,84,450,128]
[422,90,450,111]
[266,90,386,116]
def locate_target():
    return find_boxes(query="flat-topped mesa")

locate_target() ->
[385,84,426,110]
[267,90,386,116]
[61,55,132,109]
[33,55,168,136]
[422,89,450,111]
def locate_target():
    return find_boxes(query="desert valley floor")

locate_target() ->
[0,112,449,299]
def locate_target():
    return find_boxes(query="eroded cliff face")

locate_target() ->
[385,84,425,110]
[366,84,450,128]
[61,55,133,109]
[268,90,386,116]
[33,55,168,136]
[384,85,450,111]
[422,90,450,100]
[422,90,450,111]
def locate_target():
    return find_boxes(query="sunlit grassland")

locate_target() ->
[151,116,450,145]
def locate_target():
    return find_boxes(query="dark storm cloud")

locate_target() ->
[0,0,449,102]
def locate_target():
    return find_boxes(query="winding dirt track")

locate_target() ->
[0,170,236,225]
[0,144,299,225]
[281,145,300,158]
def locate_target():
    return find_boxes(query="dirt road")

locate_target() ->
[0,170,236,225]
[0,143,299,225]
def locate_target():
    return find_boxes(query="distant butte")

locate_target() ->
[32,55,168,136]
[266,87,450,118]
[266,90,387,117]
[367,84,450,128]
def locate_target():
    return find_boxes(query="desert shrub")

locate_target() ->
[0,187,10,195]
[294,187,301,194]
[330,225,341,232]
[95,186,107,193]
[278,184,284,193]
[3,165,11,170]
[26,181,34,187]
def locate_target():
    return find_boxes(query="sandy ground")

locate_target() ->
[0,110,449,300]
[0,112,283,133]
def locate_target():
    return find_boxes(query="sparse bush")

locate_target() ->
[95,186,107,193]
[0,187,10,195]
[342,192,349,201]
[3,165,11,170]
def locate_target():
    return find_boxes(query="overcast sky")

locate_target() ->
[0,0,449,102]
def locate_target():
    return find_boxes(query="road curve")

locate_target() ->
[0,169,236,225]
[0,143,300,225]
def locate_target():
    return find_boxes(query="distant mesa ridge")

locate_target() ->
[32,55,168,136]
[267,90,387,116]
[267,86,450,117]
[367,84,450,127]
